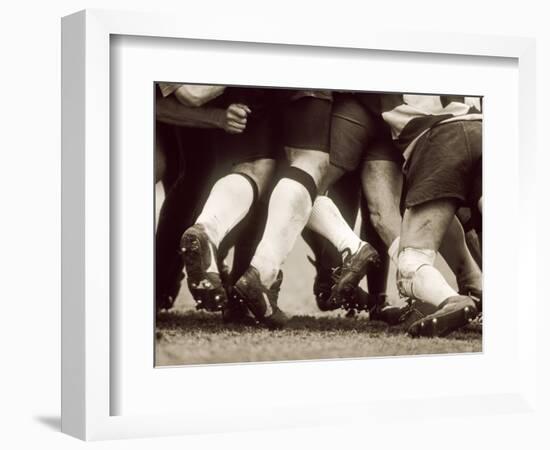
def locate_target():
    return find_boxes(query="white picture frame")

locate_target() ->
[61,9,539,441]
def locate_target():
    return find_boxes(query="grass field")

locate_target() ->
[156,310,482,366]
[155,186,482,367]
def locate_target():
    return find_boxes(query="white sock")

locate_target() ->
[413,265,458,306]
[196,173,254,247]
[398,247,457,307]
[388,237,400,266]
[251,178,313,286]
[306,195,363,254]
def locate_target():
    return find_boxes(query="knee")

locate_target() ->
[315,157,331,193]
[288,150,330,191]
[232,159,276,198]
[396,247,436,297]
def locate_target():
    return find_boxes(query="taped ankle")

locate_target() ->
[397,247,436,298]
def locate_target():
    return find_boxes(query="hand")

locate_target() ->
[223,103,251,134]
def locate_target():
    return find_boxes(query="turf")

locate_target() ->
[155,310,482,366]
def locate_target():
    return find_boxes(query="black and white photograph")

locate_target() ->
[4,0,546,446]
[154,84,483,366]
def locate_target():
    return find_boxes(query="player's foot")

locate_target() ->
[408,295,478,338]
[234,267,287,329]
[368,297,430,326]
[369,301,410,325]
[180,224,227,312]
[155,256,185,312]
[345,289,385,314]
[307,256,338,311]
[330,243,381,305]
[222,287,258,326]
[156,271,184,312]
[459,284,483,313]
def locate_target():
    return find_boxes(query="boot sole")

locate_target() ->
[180,229,226,312]
[408,299,478,338]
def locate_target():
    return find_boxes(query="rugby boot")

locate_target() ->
[329,243,381,306]
[222,286,259,326]
[368,297,435,327]
[345,288,384,314]
[369,301,411,325]
[307,256,338,311]
[180,224,227,312]
[156,270,184,312]
[458,283,483,313]
[408,295,478,338]
[234,267,287,330]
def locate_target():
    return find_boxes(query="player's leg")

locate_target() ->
[217,193,271,325]
[306,94,381,308]
[181,99,278,312]
[302,170,360,311]
[359,196,391,313]
[182,159,275,311]
[156,120,186,194]
[361,160,403,248]
[359,157,403,316]
[155,133,167,185]
[155,126,215,311]
[456,207,483,269]
[235,94,333,328]
[301,93,365,311]
[362,137,482,310]
[439,133,483,311]
[397,121,482,337]
[439,216,482,299]
[306,193,380,305]
[188,158,274,255]
[252,147,328,286]
[472,160,483,249]
[398,199,459,306]
[363,163,483,326]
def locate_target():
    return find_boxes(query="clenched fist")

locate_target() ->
[223,103,251,134]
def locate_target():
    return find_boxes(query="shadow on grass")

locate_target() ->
[156,310,481,340]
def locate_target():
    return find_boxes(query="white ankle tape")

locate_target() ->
[388,237,400,266]
[397,247,436,297]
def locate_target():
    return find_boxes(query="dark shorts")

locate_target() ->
[330,94,402,171]
[211,88,284,164]
[282,95,332,152]
[404,120,482,209]
[212,88,332,164]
